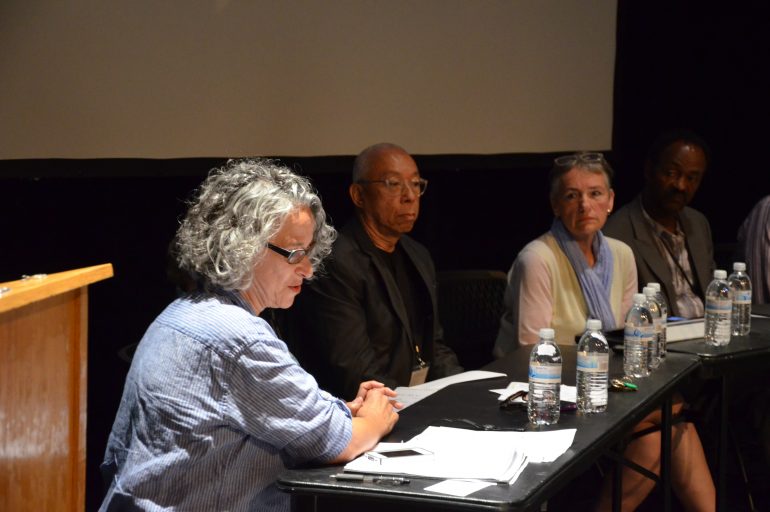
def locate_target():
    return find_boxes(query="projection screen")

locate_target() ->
[0,0,617,158]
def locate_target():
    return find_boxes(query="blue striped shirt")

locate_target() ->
[100,294,352,511]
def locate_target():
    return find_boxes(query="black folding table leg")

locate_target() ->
[661,396,672,512]
[717,376,728,512]
[612,441,623,512]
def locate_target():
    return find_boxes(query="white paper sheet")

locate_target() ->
[424,479,495,497]
[492,381,577,403]
[344,426,576,484]
[394,370,507,408]
[517,428,577,463]
[345,426,528,483]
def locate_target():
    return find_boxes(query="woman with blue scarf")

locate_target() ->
[494,152,636,352]
[494,153,714,511]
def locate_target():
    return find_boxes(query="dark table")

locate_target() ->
[277,345,700,511]
[666,316,770,512]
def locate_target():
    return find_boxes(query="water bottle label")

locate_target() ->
[529,363,561,383]
[734,291,751,304]
[706,298,732,313]
[624,324,654,342]
[577,353,608,372]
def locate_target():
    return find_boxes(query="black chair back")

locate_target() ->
[437,270,507,370]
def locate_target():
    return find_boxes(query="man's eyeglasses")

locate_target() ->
[554,152,605,167]
[357,178,428,197]
[267,243,310,264]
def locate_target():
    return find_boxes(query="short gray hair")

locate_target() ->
[175,158,336,291]
[548,152,614,202]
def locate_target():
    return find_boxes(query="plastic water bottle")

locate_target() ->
[728,262,752,336]
[705,269,732,346]
[624,293,654,378]
[643,286,662,370]
[576,319,609,414]
[528,328,562,425]
[647,282,668,360]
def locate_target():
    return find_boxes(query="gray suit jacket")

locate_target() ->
[603,195,715,317]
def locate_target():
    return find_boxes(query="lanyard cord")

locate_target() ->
[414,344,427,368]
[657,232,699,295]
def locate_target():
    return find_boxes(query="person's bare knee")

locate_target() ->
[671,422,715,512]
[621,431,662,509]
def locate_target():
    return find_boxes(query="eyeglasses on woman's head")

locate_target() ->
[554,152,606,168]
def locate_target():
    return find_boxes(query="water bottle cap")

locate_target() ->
[643,286,656,296]
[647,282,661,292]
[733,262,746,271]
[633,293,646,304]
[714,269,727,279]
[539,328,555,340]
[586,319,602,331]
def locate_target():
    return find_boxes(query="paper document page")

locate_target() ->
[394,370,507,408]
[493,382,577,403]
[345,426,527,483]
[424,479,495,497]
[344,426,576,483]
[517,428,576,463]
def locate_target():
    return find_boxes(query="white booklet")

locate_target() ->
[667,317,705,342]
[343,426,576,484]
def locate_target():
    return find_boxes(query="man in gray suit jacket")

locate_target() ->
[604,131,714,318]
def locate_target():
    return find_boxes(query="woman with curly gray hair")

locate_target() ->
[100,159,399,512]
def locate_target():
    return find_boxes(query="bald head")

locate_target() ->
[352,142,411,183]
[349,142,421,252]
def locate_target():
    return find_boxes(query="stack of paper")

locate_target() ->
[344,426,576,484]
[516,429,577,463]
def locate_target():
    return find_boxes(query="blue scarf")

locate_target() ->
[551,219,617,330]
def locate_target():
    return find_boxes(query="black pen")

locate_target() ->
[331,473,410,485]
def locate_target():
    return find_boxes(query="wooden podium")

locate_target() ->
[0,264,113,512]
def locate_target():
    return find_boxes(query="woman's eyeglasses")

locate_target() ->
[267,243,310,264]
[554,152,605,167]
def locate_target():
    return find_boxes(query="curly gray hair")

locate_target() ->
[175,158,336,291]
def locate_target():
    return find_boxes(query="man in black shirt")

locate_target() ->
[284,143,463,399]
